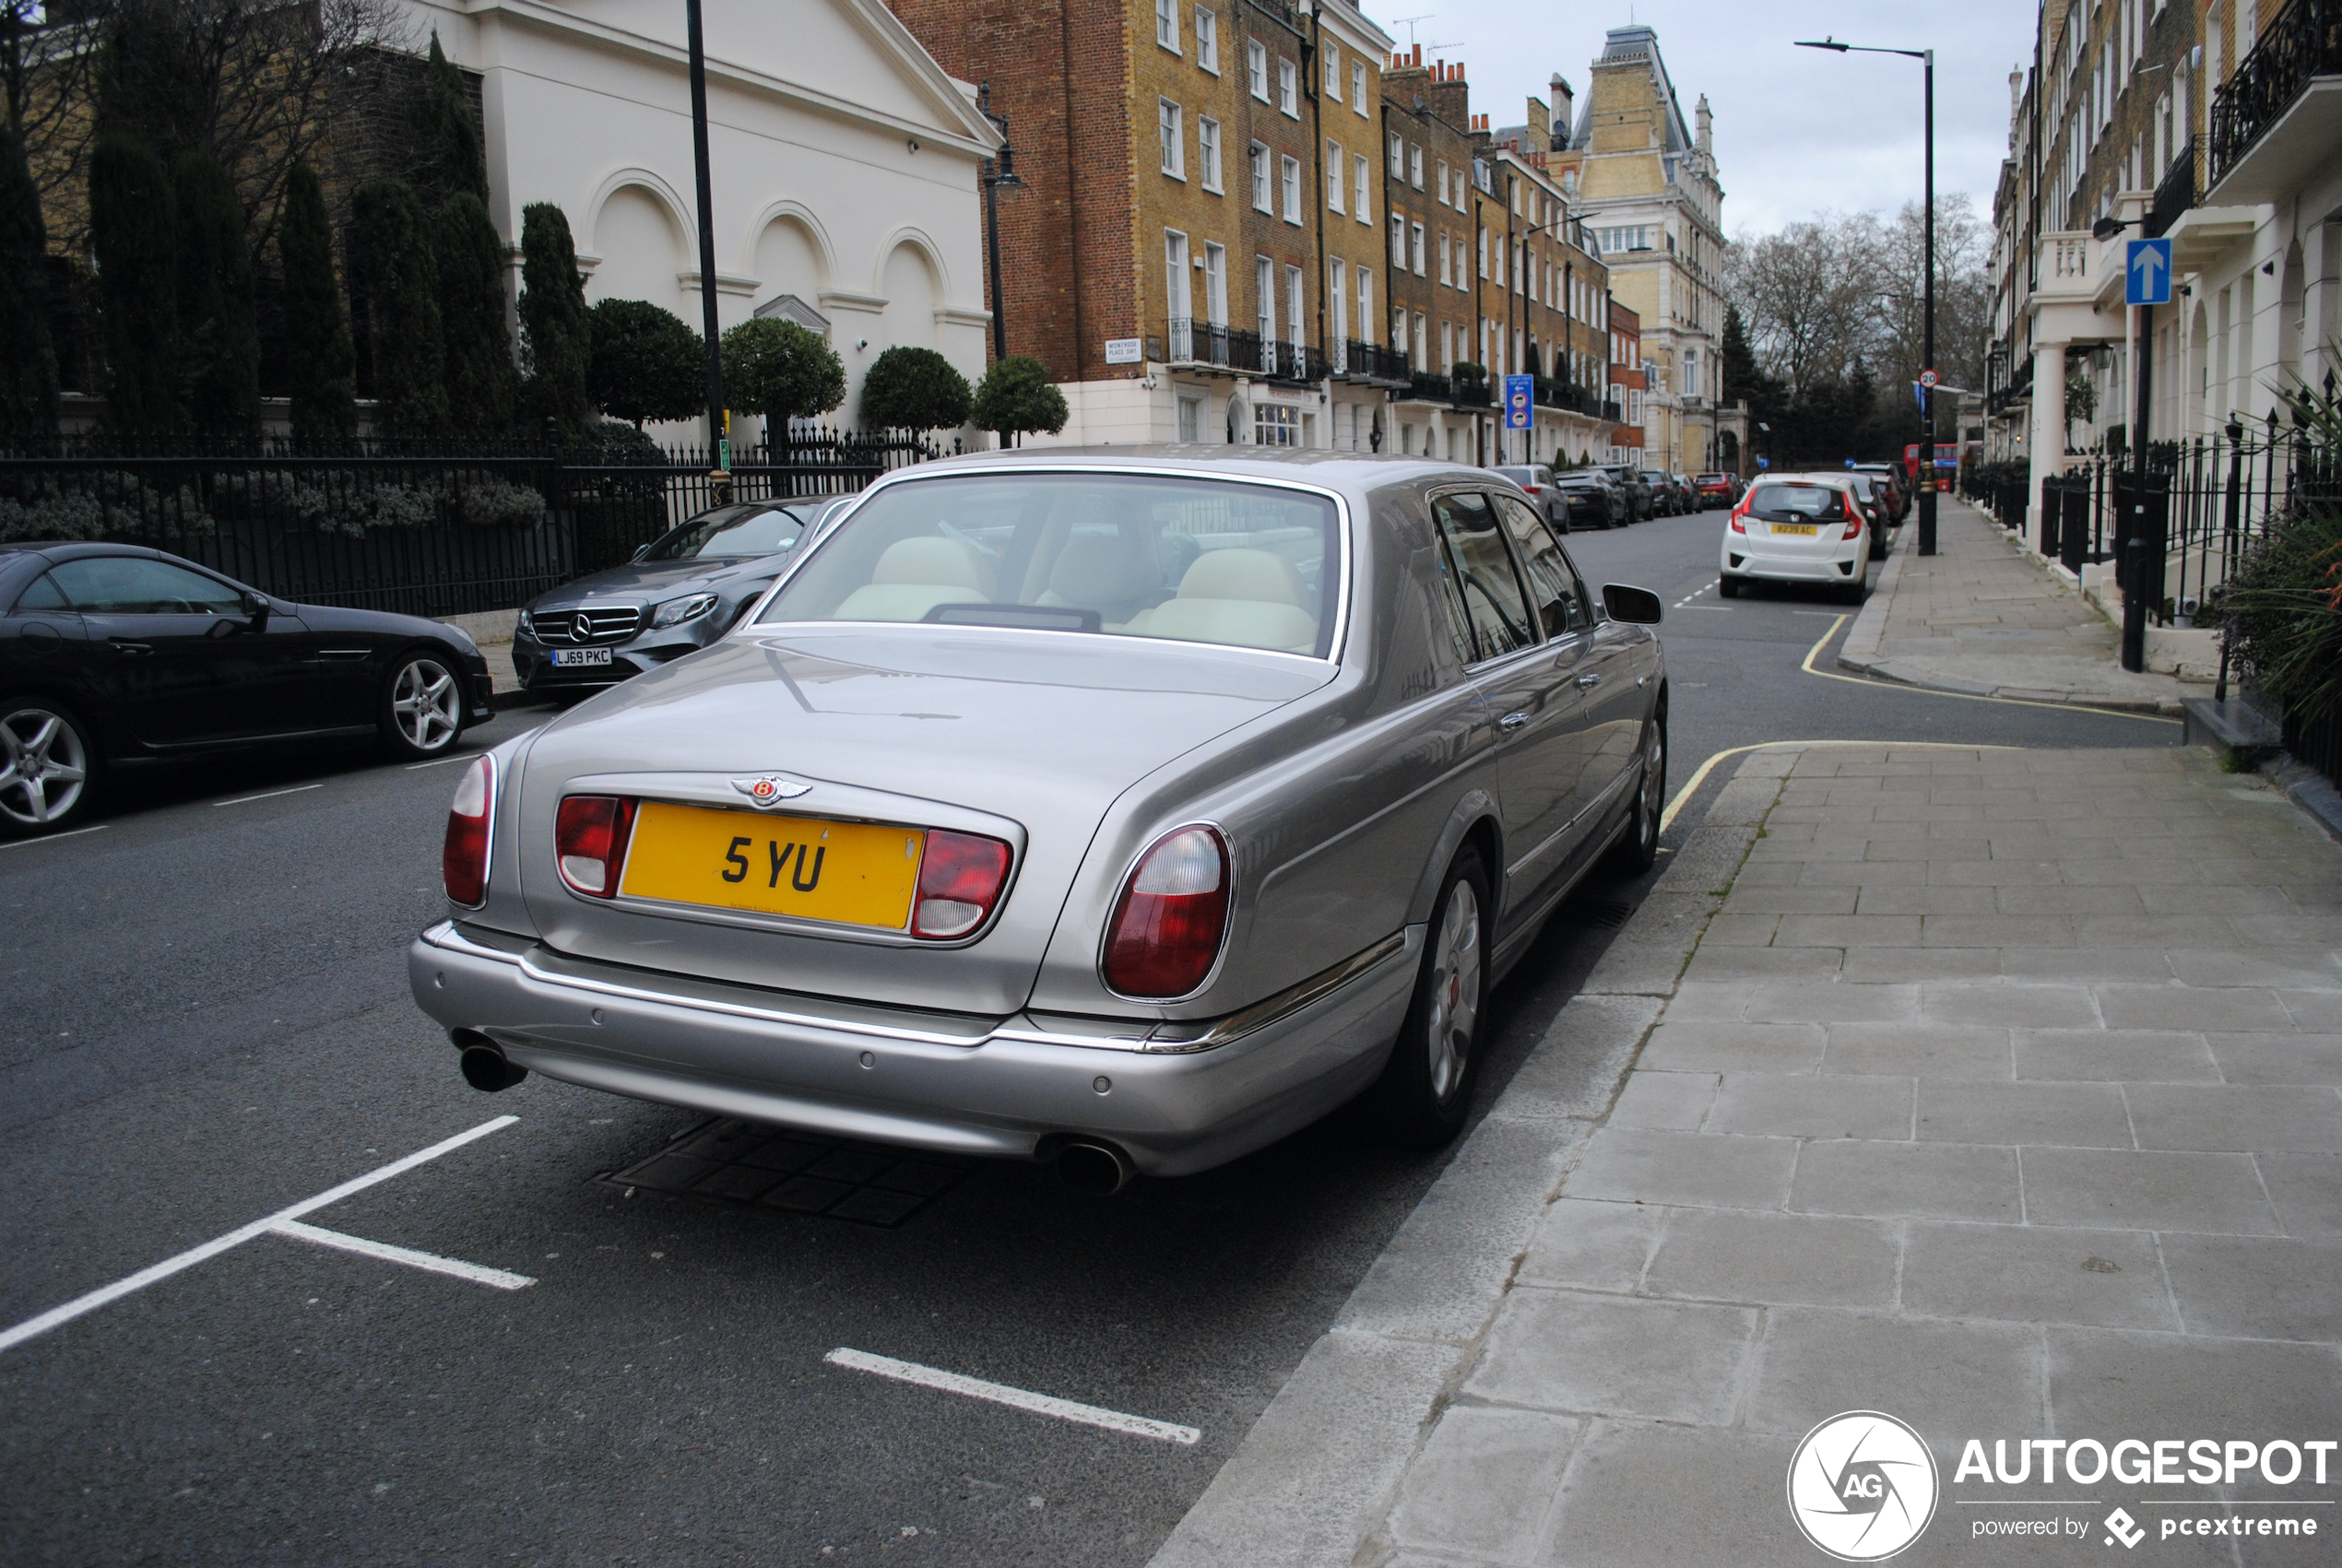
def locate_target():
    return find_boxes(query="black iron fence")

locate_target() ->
[0,431,933,619]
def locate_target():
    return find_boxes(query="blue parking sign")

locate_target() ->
[2125,238,2172,306]
[1503,373,1533,430]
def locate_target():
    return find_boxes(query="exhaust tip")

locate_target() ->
[1054,1139,1135,1197]
[456,1036,527,1092]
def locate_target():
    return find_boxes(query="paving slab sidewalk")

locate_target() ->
[1838,500,2211,713]
[1152,745,2342,1568]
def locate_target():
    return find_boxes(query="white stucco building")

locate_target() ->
[405,0,999,443]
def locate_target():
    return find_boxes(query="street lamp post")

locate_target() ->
[1798,37,1936,555]
[684,0,729,494]
[976,83,1023,369]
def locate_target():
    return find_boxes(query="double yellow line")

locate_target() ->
[1796,614,2183,724]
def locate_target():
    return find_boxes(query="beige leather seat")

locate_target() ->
[1140,548,1319,652]
[830,535,995,622]
[1037,531,1158,626]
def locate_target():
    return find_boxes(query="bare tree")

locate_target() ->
[2,1,101,222]
[1726,214,1880,395]
[82,0,413,253]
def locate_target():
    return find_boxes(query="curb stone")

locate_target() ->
[1145,779,1776,1568]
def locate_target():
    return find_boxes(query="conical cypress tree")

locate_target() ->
[411,32,488,210]
[89,132,179,433]
[435,193,515,434]
[173,148,261,436]
[0,124,59,438]
[351,179,448,436]
[279,161,355,442]
[519,202,591,439]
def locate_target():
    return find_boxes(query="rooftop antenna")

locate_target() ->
[1390,13,1433,44]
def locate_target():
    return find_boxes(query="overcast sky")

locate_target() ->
[1366,0,2039,236]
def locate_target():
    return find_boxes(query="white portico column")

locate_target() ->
[2027,342,2066,553]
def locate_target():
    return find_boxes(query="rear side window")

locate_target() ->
[11,572,69,612]
[1494,496,1585,637]
[1745,484,1842,521]
[758,473,1341,657]
[48,557,244,614]
[1431,492,1534,662]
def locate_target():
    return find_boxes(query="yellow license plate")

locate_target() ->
[1771,522,1819,536]
[620,803,924,929]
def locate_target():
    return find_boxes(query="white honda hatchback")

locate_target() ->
[1719,474,1874,604]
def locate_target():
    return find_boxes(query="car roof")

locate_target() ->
[883,444,1524,496]
[0,540,168,564]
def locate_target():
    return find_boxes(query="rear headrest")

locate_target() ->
[871,535,992,592]
[1176,548,1307,607]
[1047,531,1154,605]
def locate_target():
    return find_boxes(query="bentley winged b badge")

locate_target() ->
[731,774,814,808]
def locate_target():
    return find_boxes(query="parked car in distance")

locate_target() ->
[513,498,836,696]
[2,541,494,836]
[1694,472,1741,508]
[413,450,1672,1189]
[1592,466,1652,521]
[1494,466,1573,533]
[1721,474,1873,604]
[1851,463,1910,523]
[1638,470,1681,515]
[1843,474,1892,560]
[1552,471,1626,530]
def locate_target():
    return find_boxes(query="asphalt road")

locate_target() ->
[0,508,2184,1566]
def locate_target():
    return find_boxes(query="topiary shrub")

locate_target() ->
[971,354,1067,445]
[587,300,704,429]
[719,317,845,425]
[858,346,972,432]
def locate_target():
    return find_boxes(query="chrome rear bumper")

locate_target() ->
[408,921,1417,1176]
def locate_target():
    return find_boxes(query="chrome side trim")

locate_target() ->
[418,921,1410,1057]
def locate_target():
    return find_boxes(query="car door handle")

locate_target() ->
[1575,673,1603,690]
[1498,712,1531,733]
[109,640,154,656]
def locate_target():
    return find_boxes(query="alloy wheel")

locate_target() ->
[0,706,89,830]
[1425,878,1483,1103]
[392,657,462,752]
[1638,718,1666,853]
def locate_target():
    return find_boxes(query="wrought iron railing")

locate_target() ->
[2148,136,2197,238]
[1343,340,1411,384]
[2208,0,2342,187]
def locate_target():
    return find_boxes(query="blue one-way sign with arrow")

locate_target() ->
[2126,237,2172,306]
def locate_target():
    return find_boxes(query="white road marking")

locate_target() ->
[269,1219,535,1291]
[826,1348,1201,1445]
[405,750,483,771]
[213,783,325,808]
[0,823,106,850]
[0,1115,519,1356]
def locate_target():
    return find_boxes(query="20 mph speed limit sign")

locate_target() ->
[1919,369,1939,389]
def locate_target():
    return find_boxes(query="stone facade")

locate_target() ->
[1545,24,1740,475]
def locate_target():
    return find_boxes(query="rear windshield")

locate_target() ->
[644,504,810,561]
[1745,483,1846,520]
[757,472,1342,657]
[1496,467,1544,485]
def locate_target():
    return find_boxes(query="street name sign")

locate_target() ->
[1104,336,1143,364]
[1503,374,1532,430]
[2125,238,2172,306]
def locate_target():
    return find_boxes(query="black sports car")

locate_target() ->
[513,499,838,695]
[1,541,494,836]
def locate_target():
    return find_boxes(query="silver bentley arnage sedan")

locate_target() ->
[410,450,1668,1191]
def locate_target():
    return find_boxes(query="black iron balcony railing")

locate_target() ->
[1342,340,1412,385]
[2207,0,2342,188]
[1402,371,1496,407]
[2148,137,2197,238]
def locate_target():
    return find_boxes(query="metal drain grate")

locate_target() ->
[600,1118,974,1228]
[1564,897,1633,930]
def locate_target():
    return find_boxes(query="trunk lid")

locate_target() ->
[514,626,1331,1014]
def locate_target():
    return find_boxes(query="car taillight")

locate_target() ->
[1842,497,1865,538]
[1103,825,1231,998]
[911,830,1013,938]
[1729,502,1747,534]
[555,795,638,897]
[1523,484,1544,494]
[443,754,495,907]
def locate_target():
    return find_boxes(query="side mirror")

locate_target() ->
[632,544,651,562]
[242,590,269,626]
[1602,584,1663,624]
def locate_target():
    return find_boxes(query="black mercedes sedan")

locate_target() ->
[1,541,493,836]
[513,499,837,696]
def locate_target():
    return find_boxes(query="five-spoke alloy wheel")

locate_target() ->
[0,701,94,837]
[382,654,465,760]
